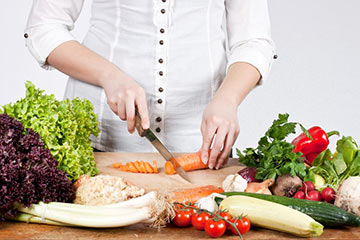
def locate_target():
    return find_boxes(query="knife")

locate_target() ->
[134,111,191,183]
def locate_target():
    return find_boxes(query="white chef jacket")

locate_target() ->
[24,0,276,153]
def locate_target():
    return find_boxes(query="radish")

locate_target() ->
[301,181,315,193]
[321,187,335,203]
[305,190,322,201]
[294,191,305,199]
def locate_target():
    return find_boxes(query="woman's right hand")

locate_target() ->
[101,71,150,133]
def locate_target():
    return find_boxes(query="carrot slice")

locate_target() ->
[127,162,138,173]
[119,165,128,172]
[171,185,224,204]
[139,161,147,173]
[112,162,122,168]
[144,162,154,173]
[152,160,158,173]
[165,162,176,175]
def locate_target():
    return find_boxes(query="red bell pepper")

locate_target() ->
[292,126,339,166]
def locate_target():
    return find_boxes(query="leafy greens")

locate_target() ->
[237,113,307,181]
[0,81,99,181]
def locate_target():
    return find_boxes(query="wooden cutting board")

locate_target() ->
[94,152,244,191]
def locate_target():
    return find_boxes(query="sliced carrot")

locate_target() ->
[132,161,141,172]
[119,165,128,172]
[171,185,224,204]
[144,162,154,173]
[127,162,138,173]
[112,162,122,168]
[165,152,208,175]
[153,160,158,173]
[165,162,176,175]
[139,161,147,173]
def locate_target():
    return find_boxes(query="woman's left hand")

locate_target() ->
[200,96,240,169]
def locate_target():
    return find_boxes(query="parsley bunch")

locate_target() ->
[237,113,307,181]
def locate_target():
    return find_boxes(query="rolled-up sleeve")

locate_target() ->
[225,0,276,84]
[24,0,84,70]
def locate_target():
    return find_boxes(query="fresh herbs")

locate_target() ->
[0,82,100,181]
[0,114,74,219]
[237,113,307,181]
[305,136,360,190]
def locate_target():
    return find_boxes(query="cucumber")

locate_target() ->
[216,192,360,227]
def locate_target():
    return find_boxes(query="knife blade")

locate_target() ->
[134,111,191,183]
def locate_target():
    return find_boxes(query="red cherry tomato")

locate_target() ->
[173,209,192,227]
[191,212,210,230]
[205,219,226,238]
[186,204,198,216]
[219,212,233,228]
[230,217,251,235]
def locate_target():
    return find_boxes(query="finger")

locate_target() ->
[108,101,118,115]
[125,97,136,133]
[117,100,126,120]
[208,125,228,169]
[135,94,150,129]
[215,129,236,169]
[200,122,217,165]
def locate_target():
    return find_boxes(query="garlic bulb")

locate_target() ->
[195,193,226,213]
[222,174,247,192]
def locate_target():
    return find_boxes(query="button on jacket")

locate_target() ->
[25,0,276,152]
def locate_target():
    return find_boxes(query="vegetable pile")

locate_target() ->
[0,113,74,219]
[1,82,99,181]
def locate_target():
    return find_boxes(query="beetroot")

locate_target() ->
[305,190,322,201]
[321,187,335,203]
[238,167,260,183]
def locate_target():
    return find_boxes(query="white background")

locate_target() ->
[1,1,359,152]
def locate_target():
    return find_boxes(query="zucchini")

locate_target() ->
[216,192,360,227]
[219,195,323,237]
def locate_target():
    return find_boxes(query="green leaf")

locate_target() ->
[342,138,357,165]
[332,152,347,175]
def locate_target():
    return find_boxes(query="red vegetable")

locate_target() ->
[292,126,338,165]
[301,181,315,193]
[294,191,305,199]
[238,167,260,183]
[191,212,210,230]
[306,190,322,201]
[219,212,233,228]
[321,187,336,203]
[173,209,192,227]
[230,217,251,235]
[205,219,226,238]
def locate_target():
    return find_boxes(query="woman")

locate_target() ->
[24,0,275,170]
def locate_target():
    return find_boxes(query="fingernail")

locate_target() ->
[202,153,208,164]
[208,162,214,169]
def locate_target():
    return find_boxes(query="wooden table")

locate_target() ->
[1,152,360,240]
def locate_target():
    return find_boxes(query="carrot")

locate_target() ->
[164,162,176,175]
[153,160,158,173]
[144,162,154,173]
[165,152,207,175]
[171,185,224,204]
[113,161,158,174]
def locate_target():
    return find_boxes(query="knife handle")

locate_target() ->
[134,111,145,137]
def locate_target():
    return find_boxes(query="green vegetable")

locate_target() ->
[305,136,360,190]
[216,192,360,227]
[237,113,307,181]
[0,81,100,181]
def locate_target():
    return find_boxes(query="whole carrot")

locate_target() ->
[165,152,207,175]
[171,185,224,204]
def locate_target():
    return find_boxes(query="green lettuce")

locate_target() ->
[1,81,100,181]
